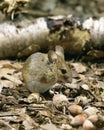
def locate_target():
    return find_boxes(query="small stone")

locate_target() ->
[27,93,42,103]
[52,93,68,106]
[84,107,99,116]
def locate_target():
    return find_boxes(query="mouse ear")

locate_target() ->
[48,50,57,63]
[55,45,64,59]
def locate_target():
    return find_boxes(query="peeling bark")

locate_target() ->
[0,16,49,58]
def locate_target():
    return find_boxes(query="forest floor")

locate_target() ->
[0,59,104,130]
[0,0,104,130]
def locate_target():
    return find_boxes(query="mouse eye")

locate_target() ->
[61,68,67,74]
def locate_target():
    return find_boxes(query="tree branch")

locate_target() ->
[0,15,104,59]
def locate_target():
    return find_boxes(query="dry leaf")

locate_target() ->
[39,110,52,117]
[0,60,23,89]
[71,62,87,73]
[20,108,38,130]
[41,123,61,130]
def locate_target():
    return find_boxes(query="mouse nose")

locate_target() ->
[67,77,72,83]
[65,72,72,83]
[64,74,72,83]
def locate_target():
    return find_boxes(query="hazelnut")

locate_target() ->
[68,104,83,116]
[83,119,95,130]
[70,113,88,126]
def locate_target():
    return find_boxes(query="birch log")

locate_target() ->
[0,14,104,59]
